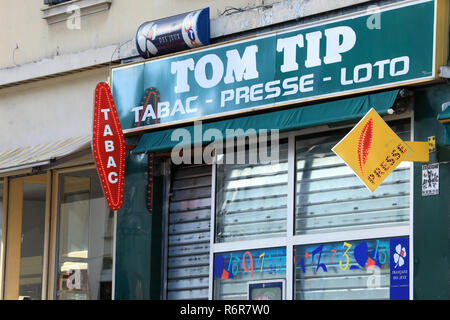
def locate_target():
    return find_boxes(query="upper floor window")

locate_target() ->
[42,0,112,25]
[44,0,71,5]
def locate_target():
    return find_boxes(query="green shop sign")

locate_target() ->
[111,0,444,134]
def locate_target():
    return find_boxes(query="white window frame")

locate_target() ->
[208,111,414,300]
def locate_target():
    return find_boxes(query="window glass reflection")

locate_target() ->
[56,169,114,300]
[294,238,393,300]
[214,247,286,300]
[19,182,46,300]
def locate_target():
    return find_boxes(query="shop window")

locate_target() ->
[55,168,114,300]
[213,248,286,300]
[294,236,410,300]
[210,119,411,300]
[294,238,390,299]
[215,140,289,243]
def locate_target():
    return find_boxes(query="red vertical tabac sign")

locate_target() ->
[92,82,126,210]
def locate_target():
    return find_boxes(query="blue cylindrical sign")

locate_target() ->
[136,8,210,58]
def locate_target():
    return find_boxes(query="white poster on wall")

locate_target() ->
[422,163,439,196]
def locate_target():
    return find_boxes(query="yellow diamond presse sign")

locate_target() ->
[332,108,411,192]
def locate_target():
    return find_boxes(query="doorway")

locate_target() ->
[3,174,50,300]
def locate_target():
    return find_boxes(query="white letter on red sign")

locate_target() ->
[107,156,117,168]
[108,172,118,184]
[101,108,111,120]
[104,124,113,136]
[105,140,115,152]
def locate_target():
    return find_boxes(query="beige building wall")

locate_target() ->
[0,67,108,150]
[0,0,276,69]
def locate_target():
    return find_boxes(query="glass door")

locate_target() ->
[4,174,49,300]
[55,168,114,300]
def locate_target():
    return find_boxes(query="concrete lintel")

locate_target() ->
[0,40,136,88]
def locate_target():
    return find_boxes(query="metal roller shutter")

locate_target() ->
[215,141,289,243]
[295,121,411,235]
[166,164,212,300]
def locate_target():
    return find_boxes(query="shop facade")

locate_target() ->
[0,0,448,301]
[112,0,450,300]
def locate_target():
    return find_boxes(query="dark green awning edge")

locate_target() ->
[132,90,399,154]
[437,106,450,122]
